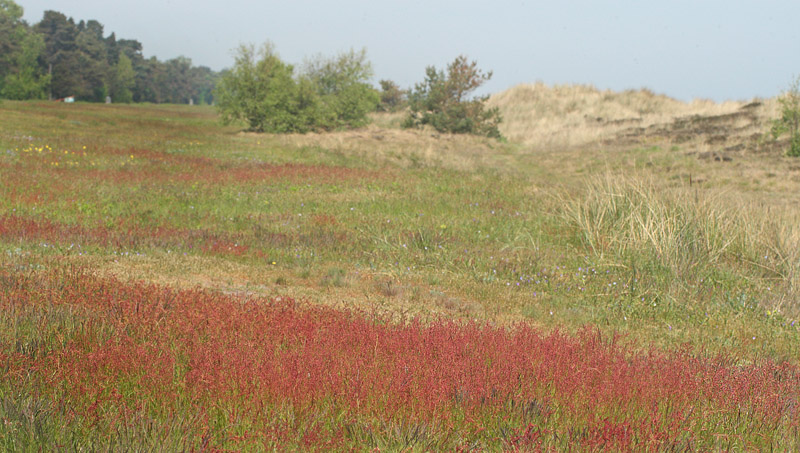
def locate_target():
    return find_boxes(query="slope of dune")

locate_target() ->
[488,82,778,151]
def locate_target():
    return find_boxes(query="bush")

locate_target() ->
[376,79,406,112]
[302,48,379,129]
[214,44,377,133]
[215,44,309,133]
[403,55,501,138]
[772,76,800,156]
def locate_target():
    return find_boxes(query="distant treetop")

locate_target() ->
[0,0,218,104]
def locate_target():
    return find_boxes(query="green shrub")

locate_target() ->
[215,44,307,133]
[214,44,377,133]
[376,79,406,112]
[772,76,800,157]
[302,48,379,129]
[403,55,502,138]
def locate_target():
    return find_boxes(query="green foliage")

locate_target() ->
[214,44,317,133]
[377,79,406,112]
[0,0,50,100]
[0,0,22,20]
[404,55,502,138]
[109,51,135,103]
[1,24,50,99]
[35,11,81,99]
[3,8,218,103]
[75,20,109,101]
[302,48,379,128]
[216,44,379,133]
[0,0,25,70]
[772,76,800,157]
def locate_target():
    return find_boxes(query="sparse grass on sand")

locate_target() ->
[488,82,777,149]
[2,92,800,449]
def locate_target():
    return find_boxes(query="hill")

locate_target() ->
[488,82,779,153]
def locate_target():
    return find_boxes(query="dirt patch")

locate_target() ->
[693,151,733,162]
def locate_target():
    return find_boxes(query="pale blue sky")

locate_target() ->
[19,0,800,101]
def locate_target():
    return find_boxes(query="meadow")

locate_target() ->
[2,92,800,450]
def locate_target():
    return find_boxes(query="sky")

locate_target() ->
[18,0,800,102]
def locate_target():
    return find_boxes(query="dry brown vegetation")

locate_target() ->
[484,83,800,311]
[268,123,511,172]
[483,83,800,202]
[488,82,779,151]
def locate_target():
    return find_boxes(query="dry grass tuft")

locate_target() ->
[374,278,403,298]
[560,174,800,311]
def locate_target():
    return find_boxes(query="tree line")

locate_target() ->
[0,0,218,104]
[1,0,502,138]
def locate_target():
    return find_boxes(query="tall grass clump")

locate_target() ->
[561,175,800,291]
[750,209,800,310]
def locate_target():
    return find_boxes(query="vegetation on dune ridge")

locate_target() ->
[487,82,778,149]
[1,89,800,449]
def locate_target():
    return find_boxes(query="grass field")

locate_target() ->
[2,92,800,450]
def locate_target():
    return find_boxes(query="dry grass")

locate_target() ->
[268,123,515,172]
[55,252,486,325]
[560,175,800,293]
[488,82,779,150]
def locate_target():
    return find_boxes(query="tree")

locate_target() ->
[161,56,194,103]
[109,51,134,102]
[134,56,166,103]
[404,55,502,138]
[189,65,218,104]
[109,37,150,102]
[215,43,316,133]
[76,19,110,101]
[35,11,82,99]
[302,48,379,128]
[0,0,49,99]
[2,31,50,99]
[2,5,218,102]
[377,79,406,112]
[772,76,800,157]
[0,0,25,76]
[216,43,377,133]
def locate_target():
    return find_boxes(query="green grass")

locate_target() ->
[2,100,800,448]
[1,101,798,357]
